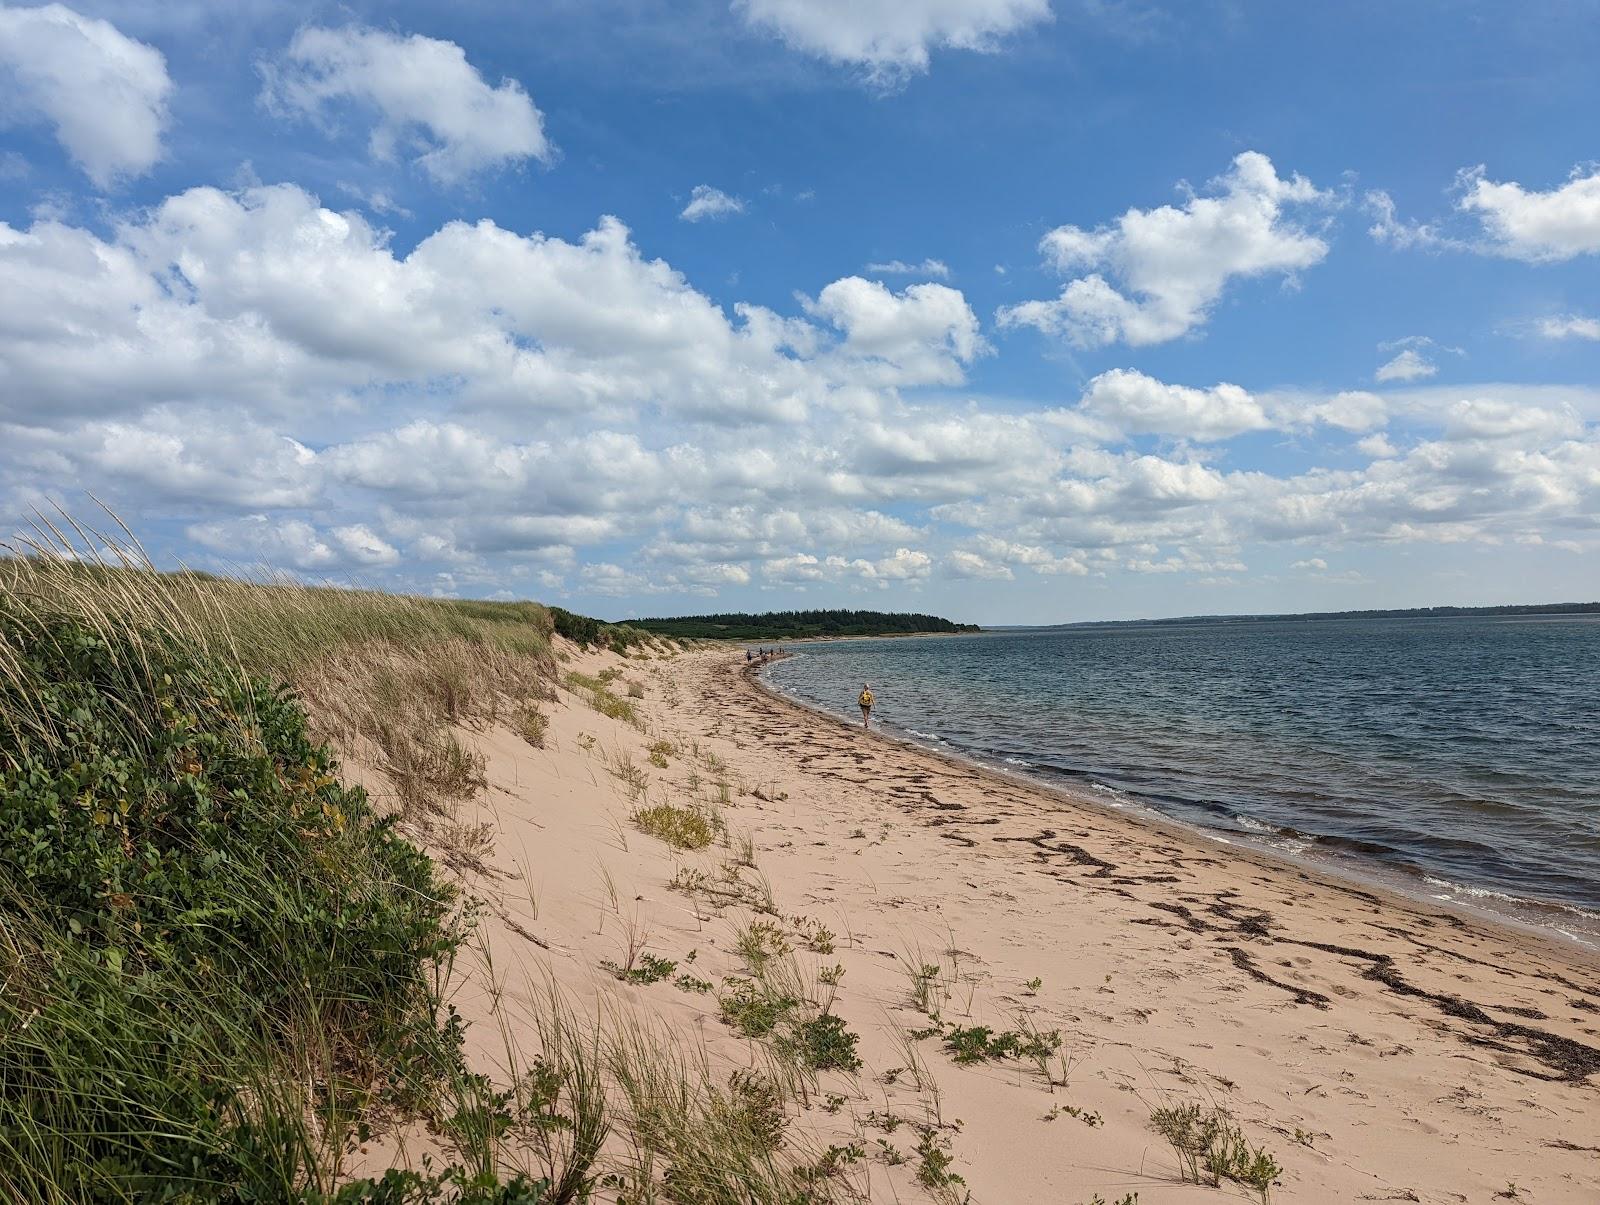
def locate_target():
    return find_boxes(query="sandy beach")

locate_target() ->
[358,641,1600,1202]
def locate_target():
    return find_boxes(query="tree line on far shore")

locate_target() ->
[623,609,980,641]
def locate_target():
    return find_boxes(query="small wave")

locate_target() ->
[1427,876,1600,928]
[1088,781,1134,808]
[905,728,944,743]
[1422,875,1522,905]
[1422,876,1600,924]
[1233,814,1279,834]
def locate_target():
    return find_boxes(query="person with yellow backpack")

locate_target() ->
[858,683,874,729]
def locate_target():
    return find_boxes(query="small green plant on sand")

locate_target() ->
[1044,1103,1103,1127]
[713,1069,786,1155]
[913,1126,965,1194]
[1150,1102,1282,1203]
[632,802,718,849]
[609,752,650,798]
[601,953,677,985]
[908,962,946,1014]
[734,919,791,973]
[565,670,639,727]
[718,977,801,1039]
[933,1021,1062,1067]
[777,1012,863,1072]
[805,1141,866,1182]
[514,702,548,747]
[647,739,675,768]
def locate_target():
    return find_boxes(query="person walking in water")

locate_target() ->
[858,682,874,729]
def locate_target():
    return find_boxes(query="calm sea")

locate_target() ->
[761,617,1600,944]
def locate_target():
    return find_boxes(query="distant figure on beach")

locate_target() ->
[745,648,752,662]
[858,683,874,729]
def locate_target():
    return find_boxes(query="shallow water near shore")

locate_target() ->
[762,616,1600,943]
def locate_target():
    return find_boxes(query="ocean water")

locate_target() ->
[761,617,1600,942]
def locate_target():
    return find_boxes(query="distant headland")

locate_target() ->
[622,609,980,641]
[1030,600,1600,630]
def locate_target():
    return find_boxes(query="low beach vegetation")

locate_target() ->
[546,606,650,654]
[1149,1101,1282,1202]
[0,518,857,1202]
[924,1021,1064,1068]
[563,669,641,728]
[631,800,719,849]
[0,521,569,1201]
[601,953,678,986]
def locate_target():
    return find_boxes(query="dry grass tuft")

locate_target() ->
[515,702,550,748]
[2,508,556,828]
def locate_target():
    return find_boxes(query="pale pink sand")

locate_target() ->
[348,642,1600,1203]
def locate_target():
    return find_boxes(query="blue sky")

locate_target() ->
[1,0,1597,623]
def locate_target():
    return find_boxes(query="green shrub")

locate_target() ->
[328,1167,550,1202]
[777,1013,862,1073]
[717,978,801,1039]
[933,1022,1061,1066]
[631,802,717,850]
[0,601,461,1200]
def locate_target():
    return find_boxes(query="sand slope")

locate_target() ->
[353,643,1600,1203]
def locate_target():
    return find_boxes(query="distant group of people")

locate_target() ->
[744,645,784,663]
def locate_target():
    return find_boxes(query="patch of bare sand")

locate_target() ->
[350,643,1600,1203]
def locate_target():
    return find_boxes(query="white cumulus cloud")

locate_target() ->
[946,549,1013,579]
[3,180,1597,610]
[262,25,551,183]
[0,3,171,187]
[998,151,1333,347]
[1456,164,1600,263]
[1369,164,1600,264]
[806,276,987,386]
[1075,367,1270,442]
[188,514,400,571]
[736,0,1052,84]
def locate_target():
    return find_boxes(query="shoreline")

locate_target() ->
[363,639,1600,1200]
[702,648,1600,1082]
[746,653,1600,963]
[752,637,1600,950]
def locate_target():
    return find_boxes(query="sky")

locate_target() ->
[1,0,1597,624]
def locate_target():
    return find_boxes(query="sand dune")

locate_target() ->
[354,641,1600,1202]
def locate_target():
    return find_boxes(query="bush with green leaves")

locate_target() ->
[0,601,472,1201]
